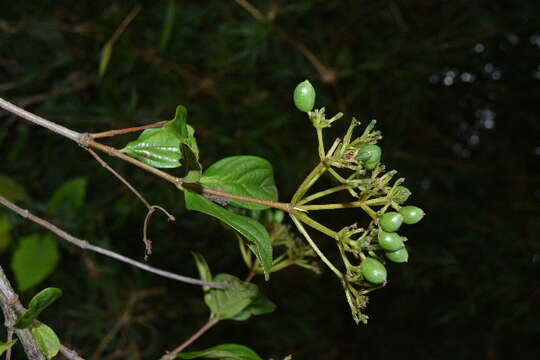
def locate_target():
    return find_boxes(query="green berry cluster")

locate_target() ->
[291,80,426,324]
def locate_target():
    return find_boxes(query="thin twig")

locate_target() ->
[142,205,175,260]
[0,96,291,211]
[91,122,165,139]
[86,148,152,209]
[0,196,227,289]
[0,266,47,360]
[86,148,175,258]
[0,97,81,142]
[59,346,86,360]
[160,316,219,360]
[5,328,13,360]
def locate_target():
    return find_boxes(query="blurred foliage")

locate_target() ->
[0,0,539,359]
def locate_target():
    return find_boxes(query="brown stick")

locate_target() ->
[91,122,165,139]
[160,316,219,360]
[0,96,291,211]
[0,266,46,360]
[0,196,226,289]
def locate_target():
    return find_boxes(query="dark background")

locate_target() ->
[1,1,539,359]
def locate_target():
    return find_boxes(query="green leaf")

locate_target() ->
[15,288,62,329]
[99,42,113,78]
[32,324,60,360]
[200,156,278,210]
[230,292,276,321]
[11,234,60,292]
[177,343,263,360]
[205,274,258,320]
[0,175,30,204]
[47,177,87,216]
[121,106,202,174]
[192,252,213,294]
[0,215,13,253]
[184,191,272,279]
[159,0,176,52]
[0,340,17,356]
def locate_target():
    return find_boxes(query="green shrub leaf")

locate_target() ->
[192,252,213,296]
[177,343,263,359]
[121,106,201,175]
[230,292,276,321]
[32,324,60,360]
[11,234,60,292]
[184,191,272,279]
[204,274,258,320]
[0,340,17,356]
[200,156,278,210]
[14,288,62,329]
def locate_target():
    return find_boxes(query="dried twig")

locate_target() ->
[90,122,165,139]
[0,196,227,289]
[86,148,175,258]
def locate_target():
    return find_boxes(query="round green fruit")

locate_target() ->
[377,231,404,251]
[399,206,425,224]
[356,144,382,166]
[394,186,411,204]
[386,247,409,263]
[379,212,403,232]
[293,80,316,112]
[360,257,387,284]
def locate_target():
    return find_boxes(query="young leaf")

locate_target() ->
[0,340,17,356]
[184,191,272,279]
[176,343,263,360]
[191,252,213,293]
[230,292,276,321]
[120,126,183,168]
[120,106,202,174]
[200,156,278,210]
[11,234,60,292]
[204,274,258,320]
[15,288,63,329]
[32,324,60,360]
[47,177,87,216]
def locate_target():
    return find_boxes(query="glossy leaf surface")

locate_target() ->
[200,155,278,210]
[184,191,272,279]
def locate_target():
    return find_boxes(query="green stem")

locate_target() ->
[290,214,343,278]
[291,162,326,205]
[327,167,348,183]
[297,184,350,205]
[292,211,338,239]
[316,127,325,159]
[296,197,388,211]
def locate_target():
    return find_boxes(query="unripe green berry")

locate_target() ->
[377,231,404,251]
[385,247,409,263]
[356,144,382,170]
[293,80,316,112]
[364,159,379,170]
[399,206,425,224]
[360,257,387,284]
[394,186,411,204]
[379,211,403,232]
